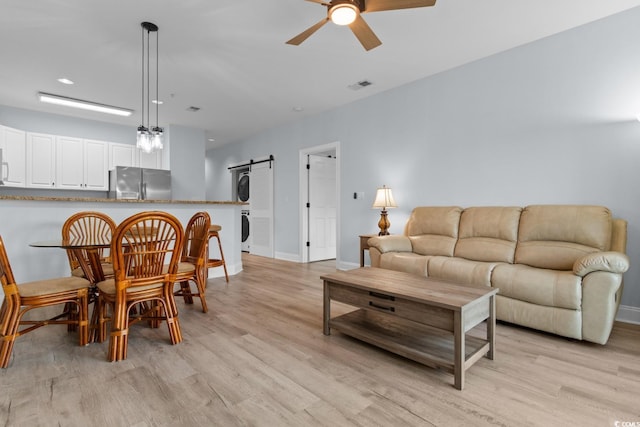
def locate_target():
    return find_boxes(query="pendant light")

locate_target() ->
[137,21,163,154]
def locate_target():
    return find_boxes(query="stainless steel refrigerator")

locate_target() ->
[109,166,171,200]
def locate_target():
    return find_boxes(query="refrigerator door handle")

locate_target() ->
[142,182,147,200]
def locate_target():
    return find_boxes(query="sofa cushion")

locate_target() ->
[379,252,429,277]
[515,205,612,270]
[492,264,581,310]
[406,206,462,256]
[454,206,522,263]
[427,256,498,287]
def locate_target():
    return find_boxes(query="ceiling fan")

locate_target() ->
[286,0,437,51]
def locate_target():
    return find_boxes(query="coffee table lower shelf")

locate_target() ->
[330,309,490,376]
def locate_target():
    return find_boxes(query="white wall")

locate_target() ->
[206,7,640,314]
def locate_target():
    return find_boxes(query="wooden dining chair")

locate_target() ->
[62,211,116,283]
[0,235,91,368]
[96,211,184,362]
[173,211,211,313]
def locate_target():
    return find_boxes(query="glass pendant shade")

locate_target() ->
[137,21,163,153]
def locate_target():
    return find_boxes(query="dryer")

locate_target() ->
[237,171,250,203]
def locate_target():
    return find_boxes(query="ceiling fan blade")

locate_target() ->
[349,15,382,51]
[363,0,436,13]
[305,0,330,4]
[286,17,330,46]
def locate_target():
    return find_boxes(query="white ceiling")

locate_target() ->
[1,0,639,150]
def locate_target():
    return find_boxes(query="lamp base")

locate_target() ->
[377,209,390,236]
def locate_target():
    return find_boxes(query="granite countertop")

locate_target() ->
[0,195,246,205]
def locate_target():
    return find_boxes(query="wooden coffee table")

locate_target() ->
[321,268,498,390]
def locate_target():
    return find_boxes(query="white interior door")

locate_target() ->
[308,154,336,262]
[249,160,274,258]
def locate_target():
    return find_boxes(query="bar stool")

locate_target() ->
[207,224,229,283]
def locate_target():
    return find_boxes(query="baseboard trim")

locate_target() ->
[275,252,302,263]
[616,304,640,325]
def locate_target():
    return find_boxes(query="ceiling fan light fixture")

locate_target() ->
[330,3,358,26]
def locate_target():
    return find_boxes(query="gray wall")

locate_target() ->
[167,124,206,200]
[206,7,640,312]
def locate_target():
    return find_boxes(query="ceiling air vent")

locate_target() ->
[348,80,373,91]
[187,106,201,112]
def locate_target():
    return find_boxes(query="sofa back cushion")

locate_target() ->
[515,205,612,270]
[454,206,522,263]
[406,206,462,256]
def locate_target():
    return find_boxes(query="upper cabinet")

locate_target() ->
[109,142,136,170]
[138,149,163,169]
[57,137,108,191]
[109,142,163,170]
[26,132,56,188]
[0,125,26,187]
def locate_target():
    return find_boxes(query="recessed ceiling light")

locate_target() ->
[57,78,74,85]
[152,99,163,105]
[292,106,304,112]
[38,92,133,117]
[208,138,215,142]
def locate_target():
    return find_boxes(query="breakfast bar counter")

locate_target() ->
[0,196,245,291]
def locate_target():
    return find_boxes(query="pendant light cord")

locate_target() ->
[156,30,160,130]
[141,24,145,129]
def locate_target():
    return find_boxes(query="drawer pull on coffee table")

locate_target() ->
[322,267,497,390]
[369,301,395,312]
[369,291,394,301]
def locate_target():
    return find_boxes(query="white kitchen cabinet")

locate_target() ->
[0,125,26,187]
[138,148,163,169]
[55,136,83,190]
[109,142,136,169]
[83,139,108,190]
[26,132,56,188]
[56,137,108,190]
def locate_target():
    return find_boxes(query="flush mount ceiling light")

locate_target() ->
[329,2,358,25]
[37,92,133,117]
[137,21,164,154]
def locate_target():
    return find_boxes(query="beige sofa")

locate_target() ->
[368,205,629,344]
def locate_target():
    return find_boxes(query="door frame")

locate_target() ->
[299,141,340,264]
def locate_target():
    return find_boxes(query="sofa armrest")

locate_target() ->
[368,235,412,254]
[573,251,629,277]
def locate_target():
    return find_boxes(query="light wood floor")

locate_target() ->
[2,254,639,426]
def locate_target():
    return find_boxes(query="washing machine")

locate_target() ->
[241,210,250,252]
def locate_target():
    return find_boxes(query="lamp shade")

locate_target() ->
[372,185,397,209]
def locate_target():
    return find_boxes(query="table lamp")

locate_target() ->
[372,185,397,235]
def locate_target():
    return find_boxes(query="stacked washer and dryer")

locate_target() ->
[237,170,250,252]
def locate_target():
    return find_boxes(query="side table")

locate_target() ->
[359,234,377,267]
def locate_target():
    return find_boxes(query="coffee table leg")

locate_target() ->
[454,311,465,390]
[487,294,496,360]
[323,281,331,335]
